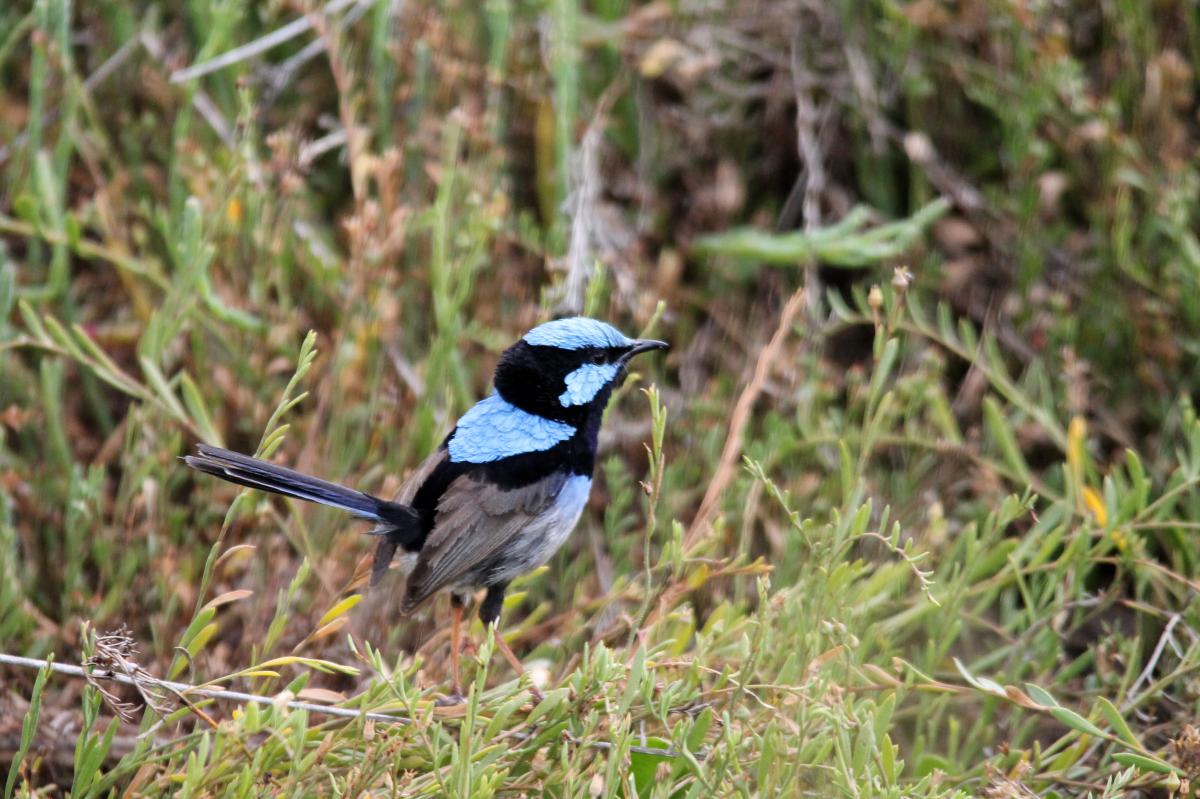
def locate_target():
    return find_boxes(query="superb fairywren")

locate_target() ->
[185,317,667,698]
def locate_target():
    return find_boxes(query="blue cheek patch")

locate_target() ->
[448,393,577,463]
[524,317,631,351]
[559,363,620,407]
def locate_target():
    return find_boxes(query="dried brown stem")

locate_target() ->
[684,287,806,550]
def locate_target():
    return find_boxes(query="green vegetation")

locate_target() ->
[3,0,1200,795]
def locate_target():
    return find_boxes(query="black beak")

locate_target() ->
[622,339,669,361]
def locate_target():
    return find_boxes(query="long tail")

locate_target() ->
[184,444,419,583]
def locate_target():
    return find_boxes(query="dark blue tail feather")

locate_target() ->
[184,444,420,536]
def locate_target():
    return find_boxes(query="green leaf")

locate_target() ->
[873,693,896,742]
[838,439,855,505]
[18,299,49,342]
[186,621,220,658]
[1048,707,1106,739]
[866,338,899,416]
[181,372,222,445]
[966,538,1018,582]
[483,692,531,741]
[0,261,14,326]
[954,658,1004,696]
[11,194,38,224]
[317,595,362,628]
[618,645,645,715]
[1023,683,1058,708]
[524,688,567,727]
[5,655,52,799]
[1096,697,1140,747]
[880,733,897,783]
[41,313,83,358]
[64,213,81,247]
[72,717,118,797]
[914,753,952,777]
[693,199,948,266]
[140,356,188,424]
[1124,449,1149,511]
[686,707,713,753]
[629,736,673,797]
[983,396,1032,483]
[1111,751,1181,775]
[171,606,217,679]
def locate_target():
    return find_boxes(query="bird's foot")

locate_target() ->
[434,691,466,707]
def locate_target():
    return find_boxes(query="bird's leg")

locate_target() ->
[480,584,544,703]
[492,629,544,704]
[449,593,465,699]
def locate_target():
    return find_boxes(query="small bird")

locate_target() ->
[185,317,667,699]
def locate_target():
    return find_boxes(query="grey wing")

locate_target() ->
[399,471,568,614]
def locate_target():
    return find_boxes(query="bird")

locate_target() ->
[184,317,667,700]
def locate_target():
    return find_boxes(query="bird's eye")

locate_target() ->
[590,351,606,364]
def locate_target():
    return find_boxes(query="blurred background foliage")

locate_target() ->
[2,0,1200,795]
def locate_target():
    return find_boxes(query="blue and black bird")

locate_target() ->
[185,317,667,697]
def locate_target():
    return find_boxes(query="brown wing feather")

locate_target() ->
[393,447,448,505]
[399,472,567,613]
[370,448,449,586]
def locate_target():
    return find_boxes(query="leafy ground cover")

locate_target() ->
[3,0,1200,796]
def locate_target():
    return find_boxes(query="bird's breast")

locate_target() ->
[484,473,592,585]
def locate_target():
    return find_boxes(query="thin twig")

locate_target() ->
[856,531,940,607]
[0,652,696,759]
[788,30,828,234]
[587,523,618,637]
[139,31,265,187]
[496,727,696,759]
[563,731,699,759]
[0,214,167,287]
[308,3,367,206]
[260,0,382,106]
[1125,614,1182,709]
[684,287,806,550]
[558,85,620,314]
[787,28,831,318]
[0,652,409,725]
[0,33,140,164]
[168,0,360,84]
[298,127,350,167]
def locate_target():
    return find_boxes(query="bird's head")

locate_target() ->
[493,317,668,422]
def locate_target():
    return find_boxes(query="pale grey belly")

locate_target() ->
[459,474,592,589]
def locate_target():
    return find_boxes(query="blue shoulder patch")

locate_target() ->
[559,362,620,406]
[448,393,577,463]
[524,317,631,351]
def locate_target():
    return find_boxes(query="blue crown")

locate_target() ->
[523,317,632,351]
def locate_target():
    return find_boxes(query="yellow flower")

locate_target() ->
[1082,486,1108,527]
[1067,416,1087,481]
[1111,527,1128,553]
